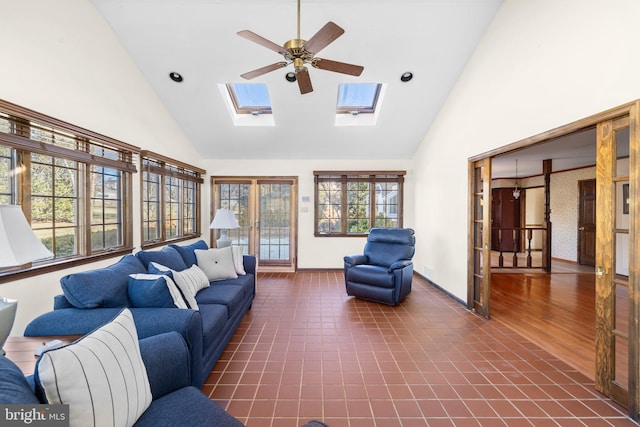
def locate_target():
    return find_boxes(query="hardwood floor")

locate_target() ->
[490,260,597,381]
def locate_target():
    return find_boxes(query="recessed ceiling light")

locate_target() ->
[285,72,296,82]
[169,72,183,82]
[400,72,413,82]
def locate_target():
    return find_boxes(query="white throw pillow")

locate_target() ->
[150,263,208,310]
[35,309,152,427]
[231,245,246,275]
[195,247,239,281]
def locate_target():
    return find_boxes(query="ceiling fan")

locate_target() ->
[237,0,364,95]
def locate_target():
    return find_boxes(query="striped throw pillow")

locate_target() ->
[35,309,152,427]
[150,262,209,310]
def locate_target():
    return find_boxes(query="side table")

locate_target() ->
[3,335,80,375]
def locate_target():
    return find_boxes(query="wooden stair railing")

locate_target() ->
[495,226,546,269]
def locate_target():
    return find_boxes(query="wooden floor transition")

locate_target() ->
[490,258,596,381]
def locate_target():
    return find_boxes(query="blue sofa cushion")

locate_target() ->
[347,264,395,288]
[137,246,188,271]
[134,386,243,427]
[170,240,209,267]
[0,356,40,404]
[61,254,146,308]
[198,304,228,352]
[128,274,188,309]
[214,274,254,298]
[196,285,245,318]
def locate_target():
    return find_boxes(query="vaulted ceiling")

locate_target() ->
[91,0,503,160]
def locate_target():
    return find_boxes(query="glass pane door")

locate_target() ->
[259,182,291,265]
[218,181,250,255]
[212,177,297,271]
[468,158,491,318]
[595,116,633,409]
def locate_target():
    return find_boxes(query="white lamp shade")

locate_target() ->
[209,208,240,230]
[0,205,53,267]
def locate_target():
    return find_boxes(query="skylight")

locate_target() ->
[336,83,381,114]
[227,83,272,115]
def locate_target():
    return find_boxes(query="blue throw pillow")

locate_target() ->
[170,240,208,267]
[136,246,188,271]
[60,255,146,309]
[128,274,188,308]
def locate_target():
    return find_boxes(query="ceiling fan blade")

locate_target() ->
[303,21,345,55]
[296,67,313,94]
[237,30,288,55]
[240,62,288,80]
[312,58,364,76]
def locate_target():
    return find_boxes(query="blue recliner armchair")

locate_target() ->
[343,228,416,305]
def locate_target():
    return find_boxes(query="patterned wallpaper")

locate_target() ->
[550,167,596,262]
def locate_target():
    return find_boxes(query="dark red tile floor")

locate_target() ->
[202,271,637,427]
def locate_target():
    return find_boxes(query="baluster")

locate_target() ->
[512,229,518,267]
[498,229,504,267]
[526,228,533,268]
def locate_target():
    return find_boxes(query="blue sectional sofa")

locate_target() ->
[24,240,255,388]
[0,331,244,426]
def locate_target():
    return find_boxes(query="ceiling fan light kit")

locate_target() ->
[237,0,364,95]
[285,72,297,82]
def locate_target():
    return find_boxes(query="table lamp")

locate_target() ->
[209,208,240,248]
[0,205,53,354]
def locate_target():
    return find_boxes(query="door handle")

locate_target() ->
[578,227,585,231]
[595,266,605,277]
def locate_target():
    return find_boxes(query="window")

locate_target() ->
[30,153,80,257]
[314,171,405,236]
[226,83,272,115]
[336,83,381,115]
[0,99,139,276]
[141,151,204,247]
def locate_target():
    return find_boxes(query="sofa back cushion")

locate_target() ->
[0,356,40,404]
[170,240,209,267]
[61,255,146,309]
[136,246,188,271]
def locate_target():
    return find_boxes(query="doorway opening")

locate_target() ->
[468,100,639,417]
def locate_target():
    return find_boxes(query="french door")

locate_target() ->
[467,101,640,419]
[468,158,491,318]
[594,110,639,416]
[211,177,298,272]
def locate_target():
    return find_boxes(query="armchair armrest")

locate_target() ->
[388,260,413,272]
[344,254,368,267]
[139,332,191,400]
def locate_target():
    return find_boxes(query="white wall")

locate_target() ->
[412,0,640,301]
